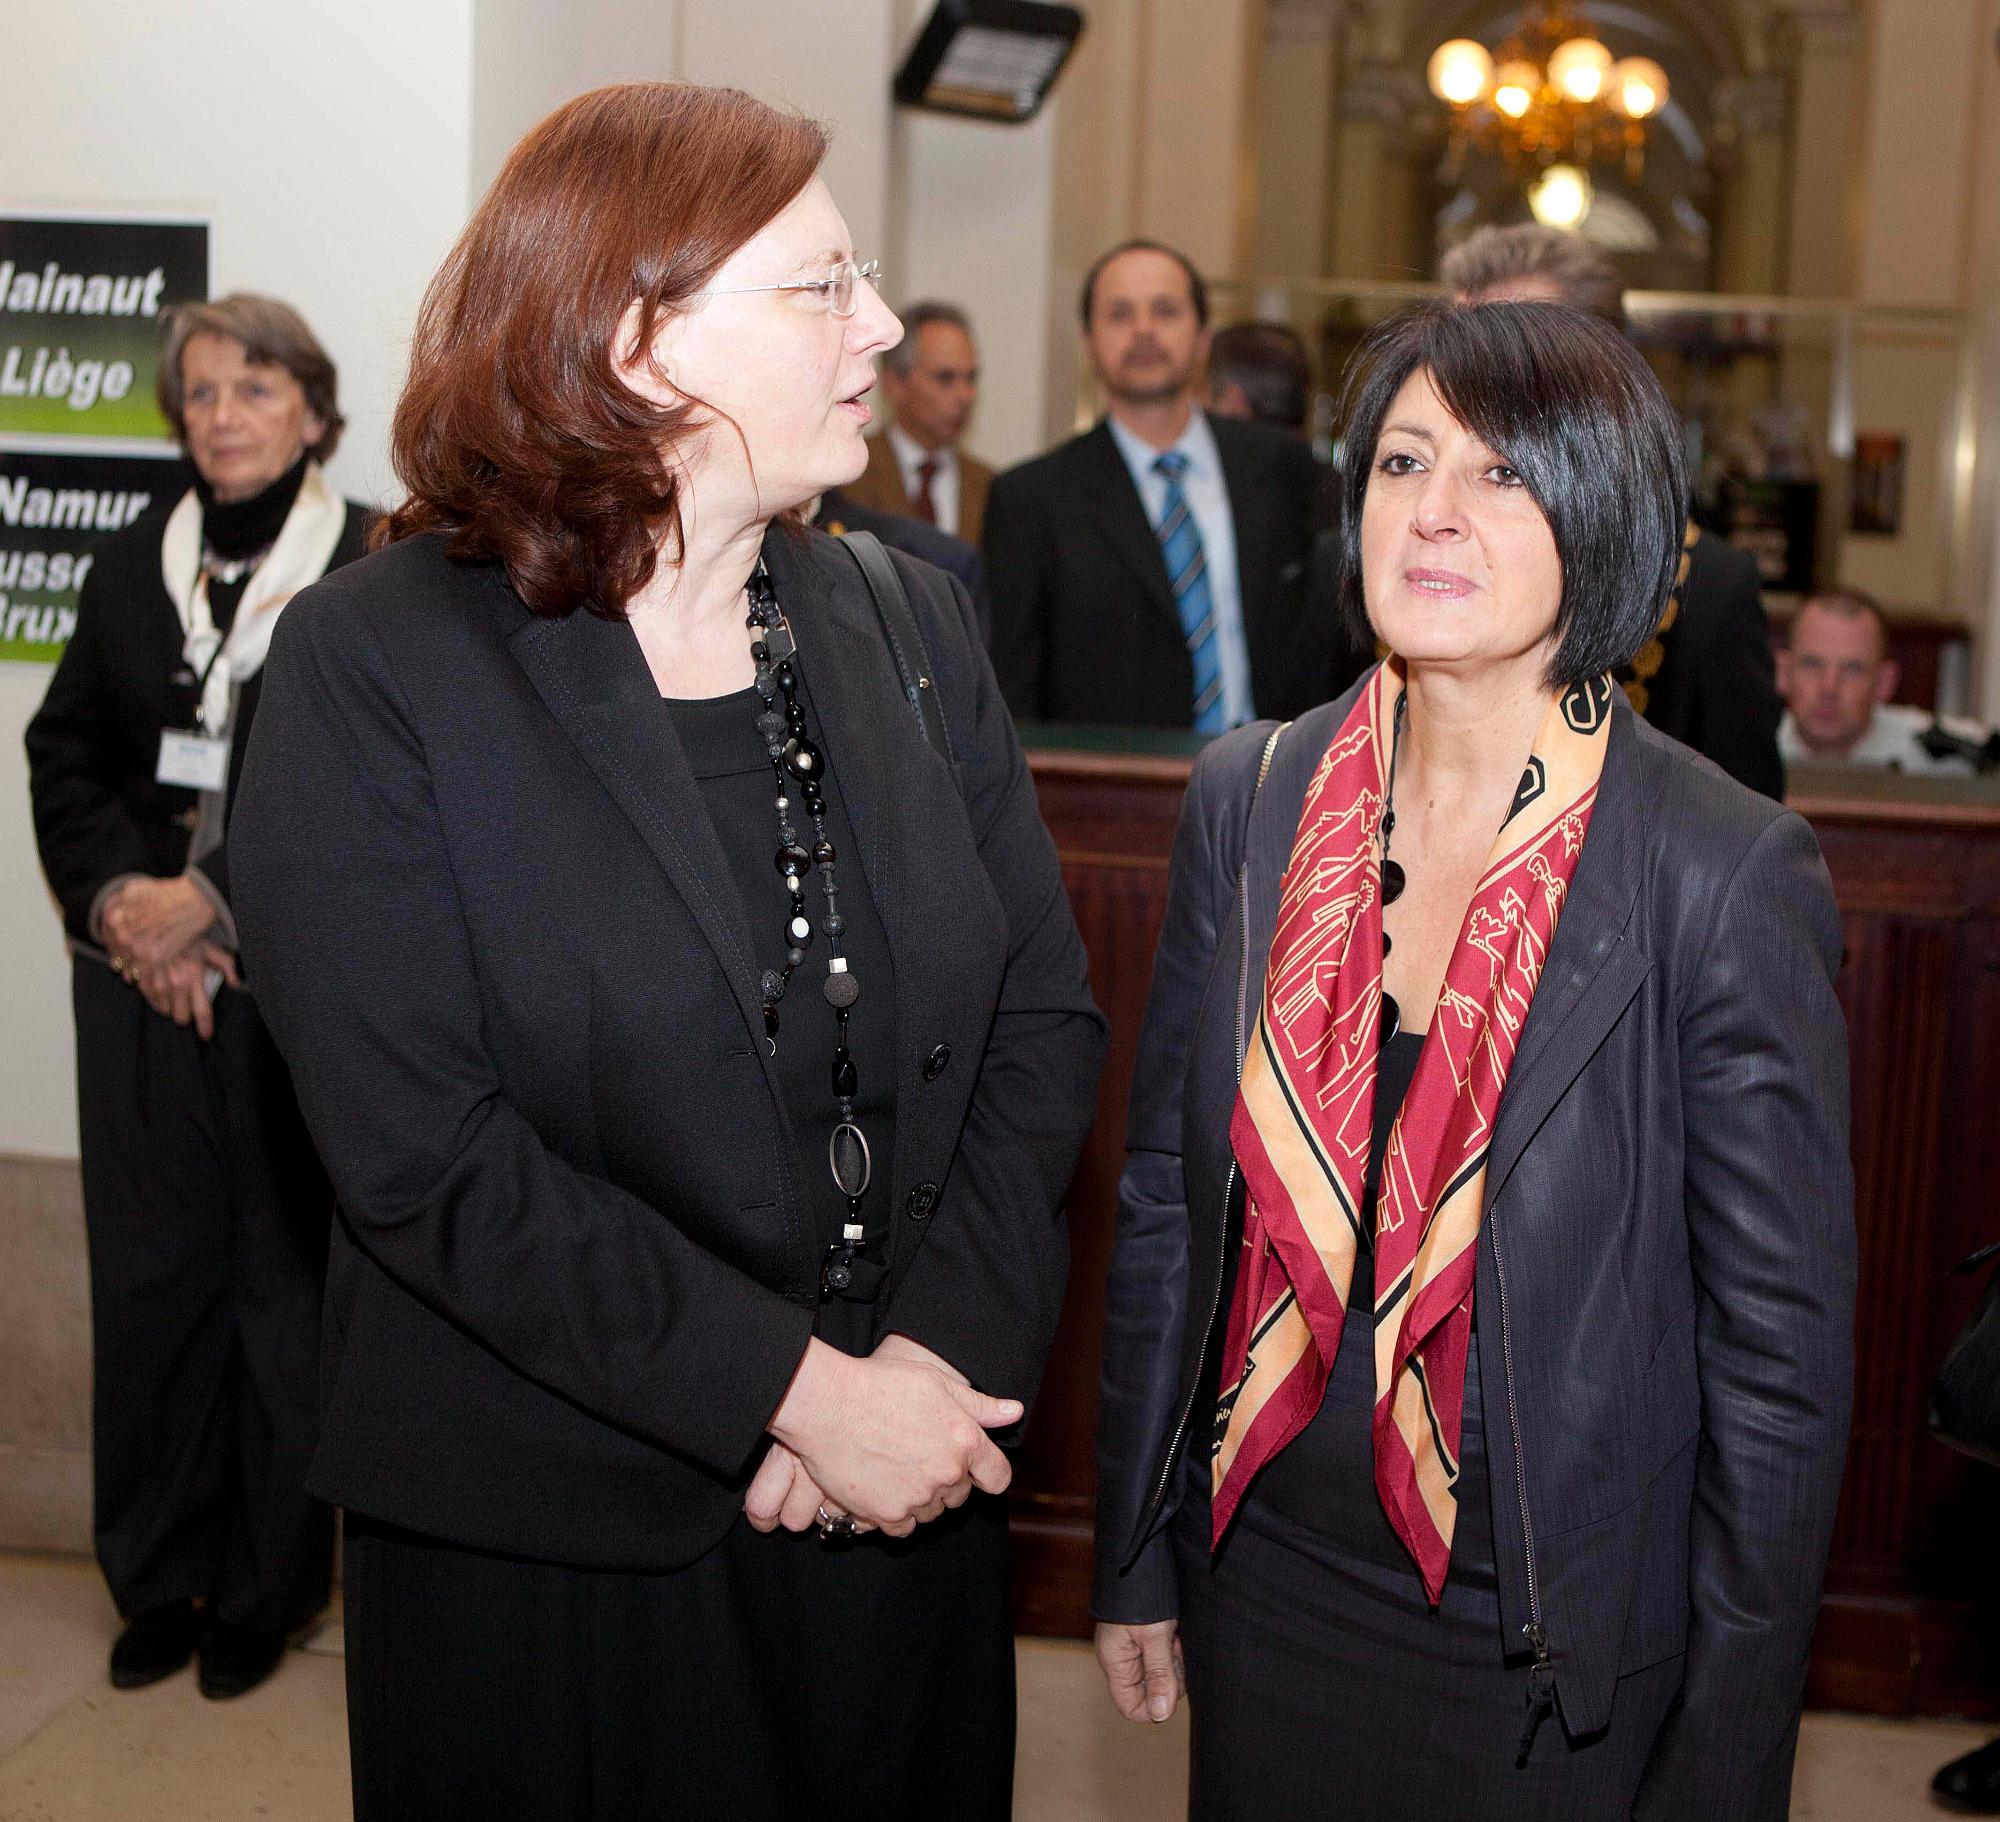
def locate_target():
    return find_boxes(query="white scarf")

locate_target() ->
[160,459,347,739]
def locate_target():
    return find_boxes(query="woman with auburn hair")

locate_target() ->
[1093,301,1853,1821]
[230,82,1103,1818]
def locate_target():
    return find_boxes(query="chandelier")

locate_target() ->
[1426,3,1669,204]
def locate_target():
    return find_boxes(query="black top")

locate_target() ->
[1230,1029,1497,1590]
[200,454,312,636]
[658,679,898,1354]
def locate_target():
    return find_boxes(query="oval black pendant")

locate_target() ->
[782,737,822,780]
[1381,990,1402,1043]
[829,1121,873,1199]
[823,969,860,1009]
[775,842,812,879]
[1381,857,1407,905]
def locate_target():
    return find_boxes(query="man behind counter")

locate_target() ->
[1779,589,1985,773]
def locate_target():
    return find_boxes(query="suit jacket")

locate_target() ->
[228,525,1106,1571]
[1632,526,1785,799]
[1093,682,1854,1821]
[25,491,370,942]
[984,417,1334,728]
[844,431,994,546]
[819,489,991,645]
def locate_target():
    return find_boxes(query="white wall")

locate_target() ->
[890,108,1060,470]
[470,0,685,200]
[0,0,476,1156]
[679,1,900,274]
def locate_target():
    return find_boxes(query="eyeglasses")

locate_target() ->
[704,258,884,319]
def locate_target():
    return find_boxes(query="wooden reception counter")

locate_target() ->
[1008,727,2000,1720]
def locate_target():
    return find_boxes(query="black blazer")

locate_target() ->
[25,494,370,940]
[1094,682,1854,1821]
[983,417,1335,728]
[1641,527,1785,799]
[228,526,1106,1570]
[819,488,992,644]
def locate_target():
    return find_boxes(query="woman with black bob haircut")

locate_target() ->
[1093,299,1854,1822]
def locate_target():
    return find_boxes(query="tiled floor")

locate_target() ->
[0,1552,1986,1820]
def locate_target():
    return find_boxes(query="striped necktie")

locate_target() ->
[1152,450,1226,733]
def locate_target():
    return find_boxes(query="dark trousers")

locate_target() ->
[72,956,334,1632]
[342,1496,1016,1822]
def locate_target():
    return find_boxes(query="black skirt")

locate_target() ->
[343,1495,1014,1822]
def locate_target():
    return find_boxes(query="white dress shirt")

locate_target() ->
[887,425,961,538]
[1105,407,1255,728]
[1778,702,1979,774]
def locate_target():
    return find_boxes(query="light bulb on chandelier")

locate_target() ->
[1608,56,1669,120]
[1547,36,1613,103]
[1528,164,1593,229]
[1426,39,1494,107]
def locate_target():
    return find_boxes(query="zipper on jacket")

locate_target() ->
[1134,862,1253,1548]
[1491,1213,1557,1764]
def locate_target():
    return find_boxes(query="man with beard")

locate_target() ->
[984,240,1331,730]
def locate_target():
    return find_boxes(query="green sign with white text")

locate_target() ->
[0,216,209,444]
[0,450,191,663]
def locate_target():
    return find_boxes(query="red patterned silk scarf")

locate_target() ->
[1212,661,1615,1600]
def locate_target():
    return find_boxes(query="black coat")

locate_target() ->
[983,417,1337,728]
[227,525,1106,1571]
[25,494,370,939]
[1640,527,1785,799]
[1093,682,1854,1821]
[819,488,992,644]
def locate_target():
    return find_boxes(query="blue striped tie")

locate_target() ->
[1152,451,1226,733]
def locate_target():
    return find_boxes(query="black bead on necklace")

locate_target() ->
[746,565,872,1298]
[1378,690,1408,1043]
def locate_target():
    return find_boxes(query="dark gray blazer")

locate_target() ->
[1093,679,1854,1821]
[229,523,1105,1571]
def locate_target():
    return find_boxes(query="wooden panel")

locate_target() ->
[1010,741,2000,1719]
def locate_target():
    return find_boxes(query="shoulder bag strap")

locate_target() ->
[836,530,952,762]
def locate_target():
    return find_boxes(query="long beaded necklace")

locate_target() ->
[745,565,872,1300]
[1378,690,1409,1042]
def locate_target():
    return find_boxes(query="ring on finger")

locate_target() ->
[815,1505,858,1541]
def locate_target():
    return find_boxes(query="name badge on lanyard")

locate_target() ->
[156,729,230,792]
[157,625,229,791]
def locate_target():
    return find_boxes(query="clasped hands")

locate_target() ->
[745,1332,1020,1540]
[101,875,238,1040]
